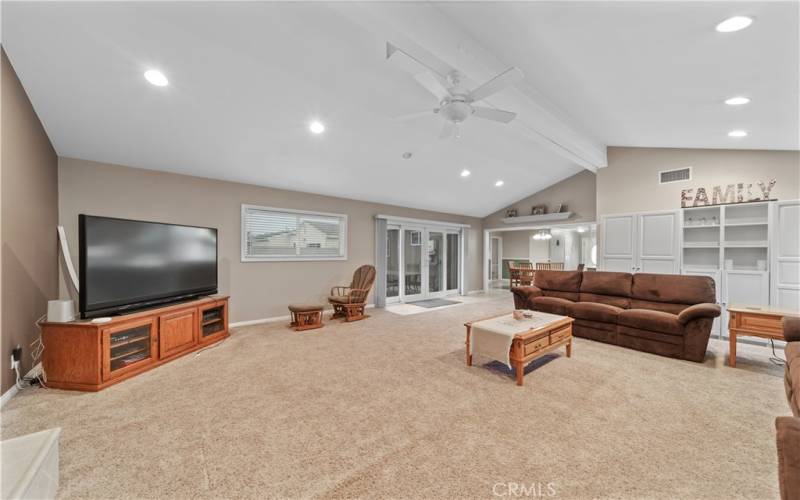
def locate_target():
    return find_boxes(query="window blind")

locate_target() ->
[242,205,347,261]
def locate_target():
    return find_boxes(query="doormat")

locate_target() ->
[407,298,461,308]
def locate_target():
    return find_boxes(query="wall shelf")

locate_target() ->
[502,212,572,224]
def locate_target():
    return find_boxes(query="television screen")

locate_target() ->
[79,215,218,318]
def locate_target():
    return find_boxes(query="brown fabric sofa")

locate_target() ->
[511,270,721,362]
[777,316,800,500]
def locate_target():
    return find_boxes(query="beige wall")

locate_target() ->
[58,158,483,322]
[1,50,59,394]
[598,147,800,215]
[498,230,534,260]
[483,170,597,228]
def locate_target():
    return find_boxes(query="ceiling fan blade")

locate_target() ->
[392,109,437,121]
[472,106,517,123]
[439,121,455,139]
[386,42,453,80]
[468,67,524,102]
[413,72,451,101]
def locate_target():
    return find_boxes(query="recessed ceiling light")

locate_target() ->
[402,152,413,159]
[309,120,325,134]
[725,96,750,106]
[143,69,168,87]
[495,180,504,187]
[460,169,471,178]
[728,130,748,138]
[716,16,753,33]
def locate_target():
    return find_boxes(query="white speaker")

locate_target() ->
[47,300,75,323]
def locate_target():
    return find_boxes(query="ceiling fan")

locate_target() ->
[387,42,524,139]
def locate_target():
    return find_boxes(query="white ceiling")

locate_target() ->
[3,2,797,218]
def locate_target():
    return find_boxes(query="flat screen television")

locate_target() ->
[79,215,218,318]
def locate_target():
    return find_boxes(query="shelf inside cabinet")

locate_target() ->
[110,334,150,348]
[110,345,149,362]
[683,242,720,248]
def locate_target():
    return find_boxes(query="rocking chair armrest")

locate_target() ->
[330,286,351,296]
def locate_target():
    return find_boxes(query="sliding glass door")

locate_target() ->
[403,227,424,300]
[386,226,400,302]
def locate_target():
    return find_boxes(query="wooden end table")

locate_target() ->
[728,305,798,367]
[465,313,573,386]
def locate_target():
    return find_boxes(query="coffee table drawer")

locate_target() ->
[550,326,571,344]
[524,336,550,356]
[732,312,782,334]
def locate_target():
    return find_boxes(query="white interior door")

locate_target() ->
[600,214,636,272]
[637,211,680,274]
[772,200,800,311]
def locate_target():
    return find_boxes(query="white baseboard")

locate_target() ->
[1,362,43,408]
[1,384,20,408]
[230,304,375,329]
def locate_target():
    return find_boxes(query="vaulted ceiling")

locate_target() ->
[3,2,797,217]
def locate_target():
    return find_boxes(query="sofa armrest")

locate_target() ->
[776,416,800,500]
[677,303,721,324]
[510,286,542,310]
[784,316,800,342]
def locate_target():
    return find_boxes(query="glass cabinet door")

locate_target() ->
[102,318,157,380]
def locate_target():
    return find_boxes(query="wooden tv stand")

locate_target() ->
[41,296,229,391]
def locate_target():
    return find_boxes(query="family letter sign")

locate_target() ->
[681,179,776,208]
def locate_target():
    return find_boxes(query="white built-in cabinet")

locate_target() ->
[599,210,680,274]
[680,201,773,338]
[771,200,800,310]
[599,202,800,340]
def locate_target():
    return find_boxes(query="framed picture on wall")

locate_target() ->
[410,231,421,246]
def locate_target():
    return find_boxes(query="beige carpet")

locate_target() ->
[1,295,789,499]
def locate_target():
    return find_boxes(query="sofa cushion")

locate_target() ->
[618,309,683,335]
[534,270,582,294]
[531,296,574,316]
[579,271,633,297]
[579,293,630,309]
[786,341,800,417]
[631,273,716,305]
[629,299,687,315]
[542,290,580,302]
[776,416,800,500]
[568,302,623,324]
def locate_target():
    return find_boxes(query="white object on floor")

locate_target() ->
[0,428,60,500]
[46,300,74,323]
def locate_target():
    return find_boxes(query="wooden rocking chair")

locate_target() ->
[328,265,376,322]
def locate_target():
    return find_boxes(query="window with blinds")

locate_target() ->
[241,205,347,261]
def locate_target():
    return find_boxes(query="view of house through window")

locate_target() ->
[242,205,347,261]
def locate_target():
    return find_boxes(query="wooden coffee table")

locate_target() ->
[465,312,573,386]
